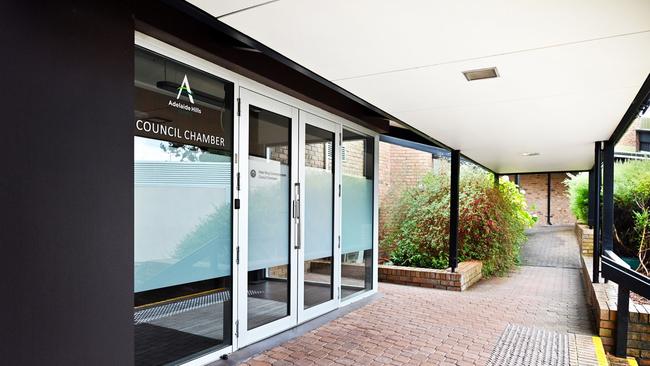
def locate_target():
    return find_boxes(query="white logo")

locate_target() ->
[176,74,194,104]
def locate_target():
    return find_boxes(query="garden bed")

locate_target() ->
[378,261,482,291]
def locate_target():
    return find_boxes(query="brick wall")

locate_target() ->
[509,173,575,226]
[378,142,434,244]
[618,118,642,152]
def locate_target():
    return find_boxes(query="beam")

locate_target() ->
[499,169,587,176]
[602,140,615,253]
[593,142,602,283]
[379,134,449,157]
[514,174,520,186]
[609,74,650,144]
[588,168,595,228]
[546,173,552,225]
[450,150,460,273]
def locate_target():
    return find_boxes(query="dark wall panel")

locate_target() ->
[0,2,133,365]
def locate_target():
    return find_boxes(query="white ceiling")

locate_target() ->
[190,0,650,173]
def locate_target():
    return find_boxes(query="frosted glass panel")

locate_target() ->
[247,104,291,330]
[304,167,334,260]
[248,156,290,270]
[134,137,232,293]
[341,175,373,253]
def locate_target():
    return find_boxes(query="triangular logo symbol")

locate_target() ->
[176,74,194,104]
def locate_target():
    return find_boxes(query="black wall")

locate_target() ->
[0,2,134,365]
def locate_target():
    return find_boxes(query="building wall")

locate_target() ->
[378,142,434,245]
[617,117,642,151]
[1,2,135,365]
[512,173,575,226]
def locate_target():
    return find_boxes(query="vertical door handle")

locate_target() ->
[294,183,301,249]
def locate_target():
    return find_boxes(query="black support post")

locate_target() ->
[515,174,521,186]
[593,143,602,283]
[547,173,552,225]
[588,168,595,228]
[494,173,499,186]
[616,285,630,357]
[450,150,460,273]
[603,140,615,253]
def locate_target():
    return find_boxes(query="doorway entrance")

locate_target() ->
[237,89,340,346]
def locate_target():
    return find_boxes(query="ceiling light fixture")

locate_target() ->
[521,152,540,157]
[462,67,499,81]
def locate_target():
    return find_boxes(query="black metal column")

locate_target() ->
[494,173,499,186]
[547,173,552,225]
[515,174,521,186]
[603,140,615,253]
[588,168,595,228]
[616,285,630,357]
[593,142,602,283]
[450,150,460,272]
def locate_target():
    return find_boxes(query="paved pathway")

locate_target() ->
[235,226,599,365]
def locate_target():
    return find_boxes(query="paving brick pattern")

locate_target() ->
[237,227,595,365]
[521,225,581,269]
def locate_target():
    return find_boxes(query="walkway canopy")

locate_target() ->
[185,0,650,174]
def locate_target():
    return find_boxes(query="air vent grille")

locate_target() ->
[463,67,499,81]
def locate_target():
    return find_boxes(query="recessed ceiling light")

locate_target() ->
[521,152,540,157]
[462,67,499,81]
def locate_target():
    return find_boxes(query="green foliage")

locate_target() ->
[564,172,589,224]
[384,168,534,277]
[565,160,650,260]
[613,160,650,258]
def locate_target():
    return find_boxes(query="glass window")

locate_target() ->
[246,105,292,330]
[341,129,374,299]
[303,125,335,309]
[133,47,234,365]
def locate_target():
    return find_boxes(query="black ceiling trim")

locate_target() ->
[609,74,650,144]
[500,170,587,176]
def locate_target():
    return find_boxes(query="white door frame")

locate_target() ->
[237,88,299,347]
[297,110,341,323]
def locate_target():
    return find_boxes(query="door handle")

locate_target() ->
[294,183,301,249]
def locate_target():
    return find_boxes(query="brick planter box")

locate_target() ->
[378,261,482,291]
[575,223,594,256]
[580,254,650,360]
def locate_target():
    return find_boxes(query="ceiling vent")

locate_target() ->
[462,67,499,81]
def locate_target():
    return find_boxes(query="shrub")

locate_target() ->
[564,172,589,224]
[384,168,534,277]
[565,160,650,262]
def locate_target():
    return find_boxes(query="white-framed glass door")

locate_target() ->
[238,88,299,346]
[297,111,341,322]
[237,90,341,346]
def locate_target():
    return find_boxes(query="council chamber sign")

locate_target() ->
[134,71,233,152]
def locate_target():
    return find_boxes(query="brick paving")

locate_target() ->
[521,225,581,269]
[236,226,598,365]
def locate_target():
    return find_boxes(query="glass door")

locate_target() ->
[238,90,341,346]
[298,111,340,322]
[238,89,299,346]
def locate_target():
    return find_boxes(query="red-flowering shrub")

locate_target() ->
[384,168,534,276]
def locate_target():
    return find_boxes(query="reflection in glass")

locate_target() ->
[247,105,291,330]
[134,47,233,366]
[341,129,374,299]
[303,125,335,309]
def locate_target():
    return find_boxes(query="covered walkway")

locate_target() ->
[224,227,601,366]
